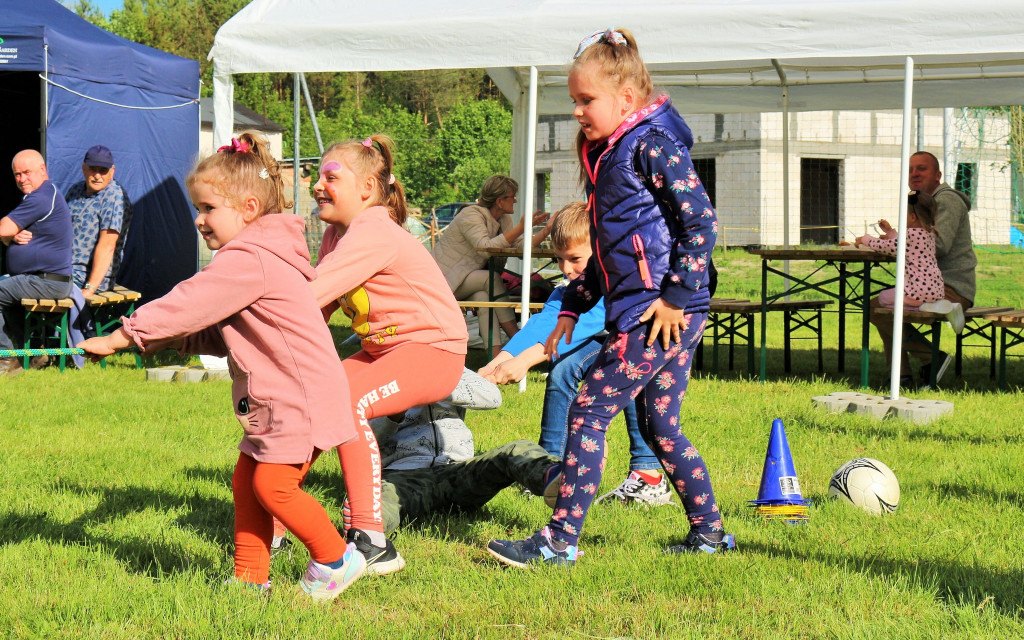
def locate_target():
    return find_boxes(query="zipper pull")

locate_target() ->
[632,234,654,289]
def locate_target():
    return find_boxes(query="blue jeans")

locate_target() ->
[0,274,74,350]
[538,335,660,471]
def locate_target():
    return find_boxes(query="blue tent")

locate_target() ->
[2,0,200,301]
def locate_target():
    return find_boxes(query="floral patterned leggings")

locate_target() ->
[547,312,724,546]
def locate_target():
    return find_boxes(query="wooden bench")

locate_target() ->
[956,306,1014,378]
[704,298,832,377]
[982,308,1024,390]
[875,305,1014,387]
[20,297,75,371]
[458,300,545,352]
[21,286,142,371]
[88,286,143,368]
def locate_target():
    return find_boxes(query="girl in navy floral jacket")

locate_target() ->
[487,28,734,567]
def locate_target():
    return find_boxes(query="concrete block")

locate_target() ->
[812,395,849,412]
[888,399,953,423]
[146,366,184,382]
[204,368,231,381]
[847,398,891,418]
[176,369,209,383]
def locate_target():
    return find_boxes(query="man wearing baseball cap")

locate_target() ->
[64,144,133,299]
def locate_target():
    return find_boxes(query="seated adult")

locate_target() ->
[0,150,74,375]
[870,151,977,387]
[431,175,553,355]
[64,145,133,298]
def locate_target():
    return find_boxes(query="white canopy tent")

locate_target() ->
[210,0,1024,396]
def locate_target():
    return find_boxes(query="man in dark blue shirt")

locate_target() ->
[0,150,74,375]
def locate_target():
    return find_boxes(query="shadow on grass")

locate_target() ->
[0,475,234,578]
[736,539,1024,616]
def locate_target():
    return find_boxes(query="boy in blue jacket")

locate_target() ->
[479,202,670,506]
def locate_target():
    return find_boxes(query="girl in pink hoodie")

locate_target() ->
[310,135,468,572]
[78,131,367,600]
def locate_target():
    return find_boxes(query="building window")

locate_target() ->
[955,162,977,206]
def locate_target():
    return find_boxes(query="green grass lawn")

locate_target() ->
[1,247,1022,639]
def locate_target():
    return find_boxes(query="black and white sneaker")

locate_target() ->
[346,528,406,576]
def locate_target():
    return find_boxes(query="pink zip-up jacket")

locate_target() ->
[121,214,355,464]
[313,206,467,358]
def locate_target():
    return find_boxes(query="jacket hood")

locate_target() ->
[229,214,315,280]
[933,183,972,209]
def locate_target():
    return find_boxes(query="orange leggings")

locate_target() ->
[233,452,345,584]
[337,344,464,532]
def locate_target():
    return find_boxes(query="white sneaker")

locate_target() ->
[596,471,674,507]
[947,303,965,335]
[299,543,367,600]
[919,299,953,315]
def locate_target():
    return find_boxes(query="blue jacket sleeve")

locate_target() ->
[636,132,718,309]
[504,285,608,361]
[558,258,602,319]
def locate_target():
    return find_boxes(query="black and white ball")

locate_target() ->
[828,458,900,515]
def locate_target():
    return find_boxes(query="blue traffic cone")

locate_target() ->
[749,419,810,522]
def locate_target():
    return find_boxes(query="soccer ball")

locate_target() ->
[828,458,900,515]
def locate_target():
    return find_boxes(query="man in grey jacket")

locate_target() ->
[871,151,977,387]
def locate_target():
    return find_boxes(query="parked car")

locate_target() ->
[432,202,474,227]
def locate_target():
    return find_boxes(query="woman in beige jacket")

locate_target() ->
[431,175,552,355]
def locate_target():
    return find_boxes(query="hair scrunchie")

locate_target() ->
[217,138,250,154]
[574,28,627,59]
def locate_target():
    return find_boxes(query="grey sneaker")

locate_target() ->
[596,471,673,507]
[664,530,737,555]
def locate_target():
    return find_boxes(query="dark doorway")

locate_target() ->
[800,158,840,245]
[693,158,717,207]
[0,71,44,216]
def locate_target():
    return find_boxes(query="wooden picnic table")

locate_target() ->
[473,247,559,353]
[747,246,895,387]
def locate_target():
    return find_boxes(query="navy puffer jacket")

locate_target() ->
[561,97,717,333]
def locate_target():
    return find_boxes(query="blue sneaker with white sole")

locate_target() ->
[664,530,737,555]
[487,526,578,568]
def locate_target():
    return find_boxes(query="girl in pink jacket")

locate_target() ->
[311,135,468,573]
[78,132,367,600]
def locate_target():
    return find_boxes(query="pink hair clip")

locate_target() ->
[217,138,250,154]
[362,138,373,148]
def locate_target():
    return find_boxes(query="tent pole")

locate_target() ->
[889,57,915,399]
[943,108,955,182]
[518,66,539,393]
[771,60,791,253]
[293,73,301,217]
[300,73,324,155]
[41,44,49,155]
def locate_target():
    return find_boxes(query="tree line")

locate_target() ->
[67,0,513,210]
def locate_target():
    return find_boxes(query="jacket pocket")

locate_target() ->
[230,363,271,436]
[632,234,654,289]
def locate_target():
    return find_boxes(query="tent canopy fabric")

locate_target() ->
[210,0,1024,118]
[4,0,200,302]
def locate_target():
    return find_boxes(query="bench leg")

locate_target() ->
[745,313,755,378]
[783,310,792,373]
[927,323,941,387]
[816,309,824,373]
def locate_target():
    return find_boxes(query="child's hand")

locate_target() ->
[487,357,533,385]
[76,336,116,362]
[639,298,687,349]
[877,219,896,238]
[544,316,577,360]
[77,327,132,362]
